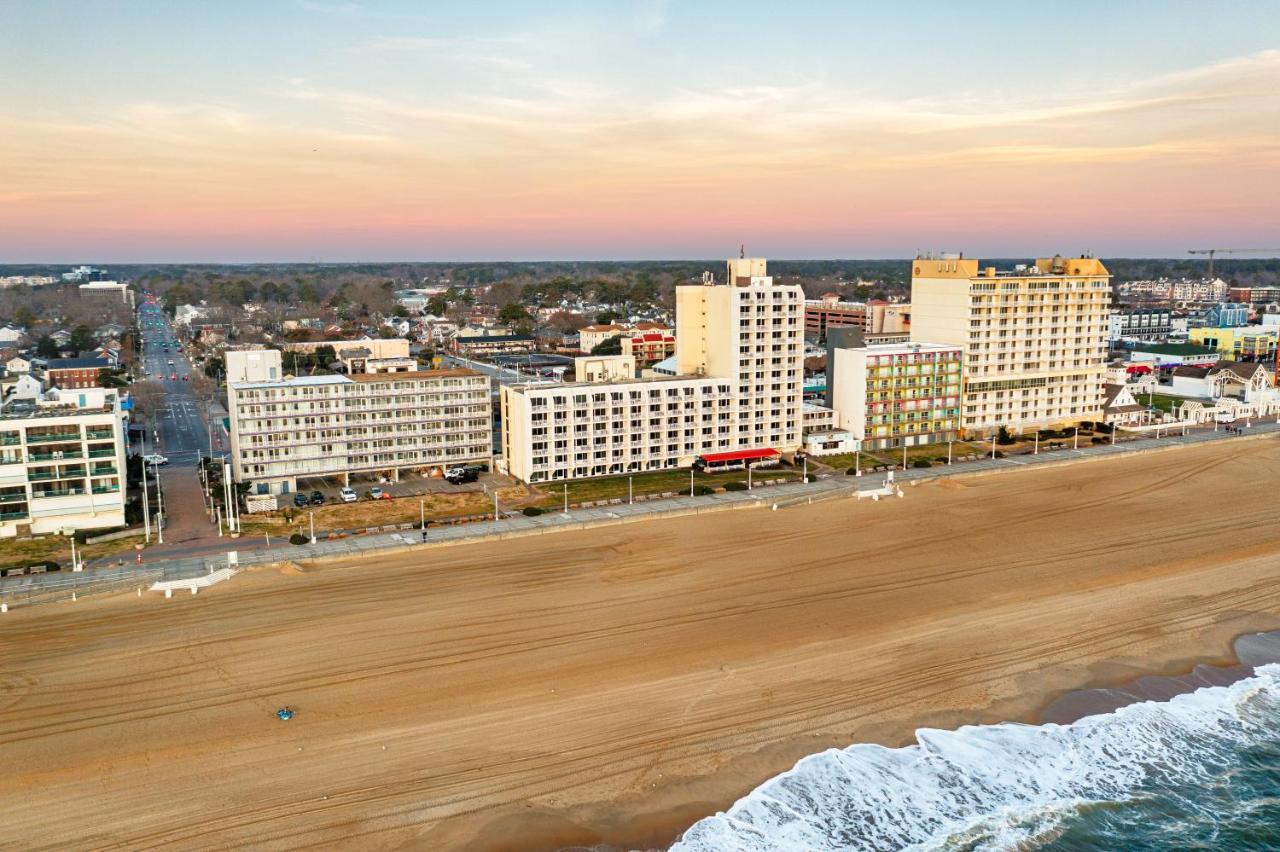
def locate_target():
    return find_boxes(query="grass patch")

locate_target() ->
[0,532,147,570]
[1145,393,1186,414]
[529,467,798,507]
[237,486,531,536]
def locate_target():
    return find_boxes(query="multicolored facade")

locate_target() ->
[831,342,963,450]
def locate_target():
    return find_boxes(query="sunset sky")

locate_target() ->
[2,1,1278,261]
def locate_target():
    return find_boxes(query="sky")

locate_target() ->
[1,0,1278,262]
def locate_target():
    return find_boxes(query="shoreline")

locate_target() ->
[476,627,1280,852]
[5,438,1280,851]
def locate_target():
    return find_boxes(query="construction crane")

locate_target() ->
[1187,248,1280,279]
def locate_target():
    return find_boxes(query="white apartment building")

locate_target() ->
[0,387,127,538]
[910,254,1111,437]
[501,257,804,482]
[227,348,492,495]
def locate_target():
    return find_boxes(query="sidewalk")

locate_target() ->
[6,419,1278,604]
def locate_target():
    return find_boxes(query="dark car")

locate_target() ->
[293,493,309,507]
[309,491,325,506]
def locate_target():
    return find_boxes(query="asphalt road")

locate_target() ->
[136,300,223,548]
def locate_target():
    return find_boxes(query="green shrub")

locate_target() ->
[723,481,749,491]
[692,484,715,496]
[846,467,859,475]
[289,533,308,545]
[935,456,949,463]
[911,459,932,468]
[993,450,1006,459]
[522,506,545,516]
[1091,436,1106,444]
[996,426,1015,445]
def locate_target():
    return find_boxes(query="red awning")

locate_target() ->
[699,448,780,464]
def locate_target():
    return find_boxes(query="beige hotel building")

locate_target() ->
[501,257,805,482]
[910,254,1111,437]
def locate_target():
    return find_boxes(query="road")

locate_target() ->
[135,298,222,548]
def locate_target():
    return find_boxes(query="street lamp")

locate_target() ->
[310,510,317,545]
[152,460,164,544]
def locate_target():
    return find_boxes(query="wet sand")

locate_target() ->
[4,438,1280,850]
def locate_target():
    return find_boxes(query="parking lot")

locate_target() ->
[290,467,513,505]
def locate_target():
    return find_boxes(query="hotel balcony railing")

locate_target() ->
[0,510,30,520]
[90,466,118,476]
[92,485,121,495]
[87,449,116,458]
[0,457,23,465]
[0,493,27,504]
[29,451,83,462]
[28,469,86,481]
[25,433,81,445]
[85,429,115,440]
[0,436,21,446]
[32,487,86,499]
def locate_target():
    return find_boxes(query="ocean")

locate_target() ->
[671,663,1280,851]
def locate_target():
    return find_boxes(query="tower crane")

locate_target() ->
[1187,248,1280,279]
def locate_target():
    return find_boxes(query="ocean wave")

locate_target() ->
[671,664,1280,851]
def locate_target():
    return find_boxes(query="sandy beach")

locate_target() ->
[5,437,1280,850]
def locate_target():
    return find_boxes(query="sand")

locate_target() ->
[5,438,1280,850]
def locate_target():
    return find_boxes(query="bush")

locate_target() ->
[935,456,950,464]
[522,506,545,516]
[993,450,1006,459]
[846,467,860,475]
[912,459,933,468]
[1091,436,1106,444]
[996,426,1015,445]
[289,533,308,545]
[723,481,749,491]
[692,485,715,496]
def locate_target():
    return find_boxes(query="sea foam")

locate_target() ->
[671,664,1280,851]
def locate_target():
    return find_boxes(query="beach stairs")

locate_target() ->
[150,567,237,598]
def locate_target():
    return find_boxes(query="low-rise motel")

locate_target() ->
[497,253,1114,483]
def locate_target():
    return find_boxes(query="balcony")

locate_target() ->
[92,485,121,495]
[0,510,30,520]
[85,428,114,440]
[26,432,81,445]
[0,493,26,504]
[32,487,86,499]
[0,436,20,446]
[87,449,116,458]
[29,451,83,462]
[90,466,118,477]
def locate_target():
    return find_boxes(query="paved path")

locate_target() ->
[6,418,1278,606]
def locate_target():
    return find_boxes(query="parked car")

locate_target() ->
[292,493,309,508]
[339,486,358,502]
[309,490,325,506]
[142,454,168,466]
[445,466,479,485]
[368,487,391,500]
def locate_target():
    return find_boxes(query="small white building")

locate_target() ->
[6,356,31,375]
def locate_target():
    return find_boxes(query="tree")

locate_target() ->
[996,426,1015,445]
[35,336,59,358]
[591,336,623,356]
[596,310,621,325]
[426,294,449,316]
[497,303,530,325]
[69,326,96,352]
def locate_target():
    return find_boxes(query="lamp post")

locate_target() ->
[802,455,808,484]
[563,482,568,514]
[1073,426,1079,450]
[990,434,996,460]
[153,461,164,544]
[902,443,907,471]
[690,467,694,497]
[947,440,953,465]
[748,464,753,491]
[310,510,317,545]
[1034,431,1039,455]
[628,475,633,504]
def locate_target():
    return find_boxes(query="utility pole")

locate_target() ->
[153,461,164,544]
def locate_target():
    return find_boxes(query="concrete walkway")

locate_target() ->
[5,418,1278,607]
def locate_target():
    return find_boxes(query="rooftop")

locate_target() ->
[1134,343,1219,356]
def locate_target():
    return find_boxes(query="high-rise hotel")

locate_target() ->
[501,257,805,482]
[909,254,1111,437]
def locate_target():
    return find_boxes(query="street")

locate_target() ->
[135,298,222,549]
